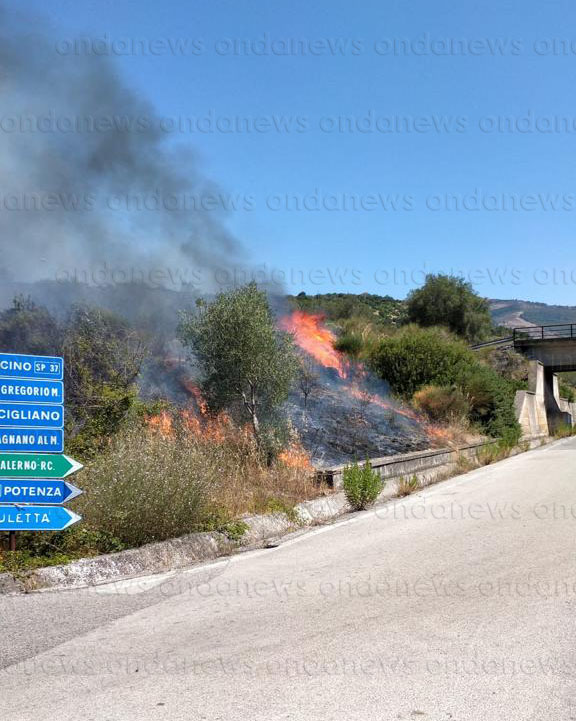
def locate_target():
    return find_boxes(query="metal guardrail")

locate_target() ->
[470,337,513,350]
[513,324,576,343]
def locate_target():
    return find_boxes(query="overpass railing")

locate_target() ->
[470,337,513,350]
[513,324,576,343]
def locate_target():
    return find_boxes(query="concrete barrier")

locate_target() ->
[318,440,511,489]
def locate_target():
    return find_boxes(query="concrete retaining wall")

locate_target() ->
[515,390,549,438]
[319,441,503,489]
[558,397,576,419]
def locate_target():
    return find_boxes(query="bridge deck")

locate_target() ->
[513,323,576,344]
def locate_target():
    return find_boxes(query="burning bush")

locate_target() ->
[75,413,319,547]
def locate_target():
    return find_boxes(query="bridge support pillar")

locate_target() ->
[543,367,569,434]
[515,361,574,437]
[515,362,548,438]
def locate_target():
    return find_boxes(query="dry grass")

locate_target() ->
[426,421,485,450]
[75,415,321,547]
[396,475,421,497]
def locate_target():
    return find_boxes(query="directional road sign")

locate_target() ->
[0,479,82,504]
[0,505,81,531]
[0,453,82,478]
[0,428,64,453]
[0,402,64,429]
[0,378,63,405]
[0,353,63,380]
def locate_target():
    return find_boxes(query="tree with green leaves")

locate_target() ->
[179,283,298,446]
[406,274,493,342]
[0,295,62,355]
[63,305,147,455]
[0,296,147,457]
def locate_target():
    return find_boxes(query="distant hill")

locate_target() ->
[290,292,576,332]
[489,299,576,329]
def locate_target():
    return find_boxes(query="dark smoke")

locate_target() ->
[0,7,244,298]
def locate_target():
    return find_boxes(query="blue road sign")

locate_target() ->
[0,353,63,380]
[0,402,63,429]
[0,479,82,504]
[0,428,64,453]
[0,505,81,531]
[0,378,63,405]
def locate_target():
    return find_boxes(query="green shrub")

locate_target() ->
[220,520,249,541]
[334,333,364,358]
[1,527,126,572]
[476,430,521,465]
[343,461,384,510]
[76,422,212,548]
[476,442,502,466]
[264,497,301,524]
[458,365,521,442]
[370,325,521,442]
[405,274,493,342]
[559,381,576,403]
[289,292,406,326]
[369,326,472,399]
[477,347,529,385]
[412,385,470,424]
[552,422,576,439]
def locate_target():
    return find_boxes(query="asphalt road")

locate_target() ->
[2,437,576,720]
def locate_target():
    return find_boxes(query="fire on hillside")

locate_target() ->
[279,310,454,467]
[144,310,454,470]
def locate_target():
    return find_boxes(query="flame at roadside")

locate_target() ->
[278,442,313,470]
[145,383,233,443]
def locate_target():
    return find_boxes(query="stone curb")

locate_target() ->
[0,435,553,595]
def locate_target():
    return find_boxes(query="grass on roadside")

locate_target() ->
[396,475,421,497]
[1,415,321,571]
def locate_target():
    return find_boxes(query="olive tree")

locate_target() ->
[406,274,493,343]
[179,283,298,446]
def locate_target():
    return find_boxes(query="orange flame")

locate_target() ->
[146,382,232,443]
[147,410,173,436]
[278,443,313,469]
[280,310,457,447]
[279,310,349,378]
[345,384,419,421]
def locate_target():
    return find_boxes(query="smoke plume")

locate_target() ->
[0,7,243,298]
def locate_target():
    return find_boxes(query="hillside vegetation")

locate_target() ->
[293,276,527,443]
[288,292,406,326]
[293,291,576,330]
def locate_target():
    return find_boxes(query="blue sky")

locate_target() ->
[18,0,576,303]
